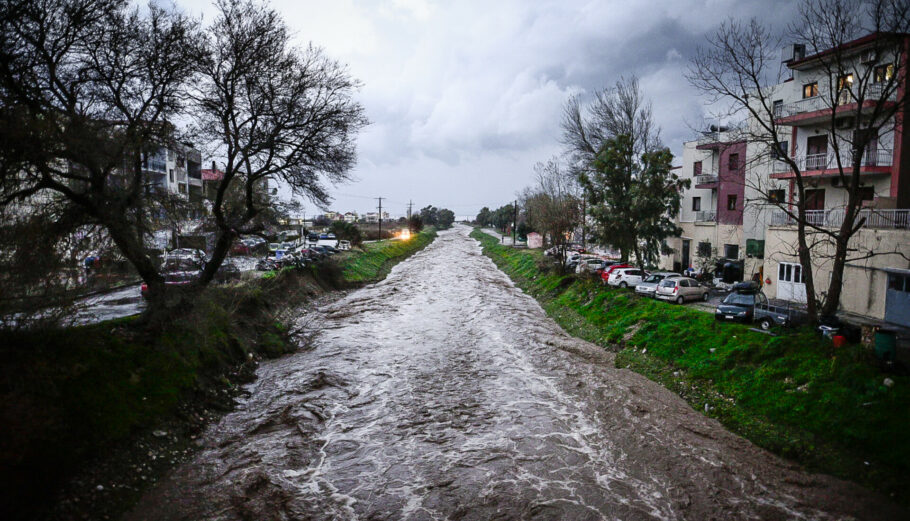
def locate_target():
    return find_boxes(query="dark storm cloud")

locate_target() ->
[181,0,803,215]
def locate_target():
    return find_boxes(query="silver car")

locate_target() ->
[635,272,681,297]
[655,277,709,304]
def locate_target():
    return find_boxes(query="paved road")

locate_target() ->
[126,225,904,520]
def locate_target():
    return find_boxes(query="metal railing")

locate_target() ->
[695,174,718,185]
[770,208,910,229]
[776,83,897,118]
[778,148,892,172]
[695,210,717,222]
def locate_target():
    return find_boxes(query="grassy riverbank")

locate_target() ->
[337,227,437,283]
[471,228,910,501]
[0,230,438,520]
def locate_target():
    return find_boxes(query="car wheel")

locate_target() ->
[759,318,772,330]
[620,281,627,288]
[676,296,684,304]
[702,292,709,302]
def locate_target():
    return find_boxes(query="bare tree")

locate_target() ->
[521,158,582,270]
[192,0,367,287]
[561,76,664,259]
[688,0,910,320]
[0,0,203,299]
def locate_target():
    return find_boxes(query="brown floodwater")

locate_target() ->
[125,225,905,521]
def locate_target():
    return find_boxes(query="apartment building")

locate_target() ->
[141,143,203,201]
[660,130,753,277]
[756,33,910,327]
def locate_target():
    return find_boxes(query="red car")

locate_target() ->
[600,263,631,284]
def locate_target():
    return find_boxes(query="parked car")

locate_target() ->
[607,267,648,288]
[635,272,680,297]
[338,240,352,251]
[715,290,764,322]
[140,269,201,299]
[655,277,709,304]
[576,258,607,274]
[754,300,808,330]
[163,248,206,269]
[256,258,278,271]
[213,259,241,283]
[600,263,631,284]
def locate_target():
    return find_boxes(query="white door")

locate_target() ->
[777,262,807,303]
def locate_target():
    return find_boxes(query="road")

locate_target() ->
[126,225,904,520]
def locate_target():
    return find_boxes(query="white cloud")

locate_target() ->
[179,0,799,215]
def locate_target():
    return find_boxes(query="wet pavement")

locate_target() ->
[125,225,905,521]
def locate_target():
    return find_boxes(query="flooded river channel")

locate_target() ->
[127,225,903,520]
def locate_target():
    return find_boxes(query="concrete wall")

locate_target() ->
[764,225,910,319]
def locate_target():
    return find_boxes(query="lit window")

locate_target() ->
[837,73,854,91]
[874,64,894,83]
[803,82,818,98]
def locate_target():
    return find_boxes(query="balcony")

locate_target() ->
[695,210,717,223]
[771,148,892,178]
[770,208,910,229]
[694,174,718,188]
[774,83,897,126]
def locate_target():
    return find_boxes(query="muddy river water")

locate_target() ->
[126,226,904,520]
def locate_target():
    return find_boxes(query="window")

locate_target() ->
[773,99,783,116]
[693,161,702,177]
[779,263,804,283]
[804,189,825,210]
[698,241,712,257]
[889,273,908,292]
[728,153,740,170]
[837,73,854,91]
[771,141,789,160]
[169,169,174,183]
[178,183,187,194]
[858,186,875,201]
[768,189,786,204]
[746,239,764,258]
[803,82,818,98]
[692,197,701,211]
[727,194,737,211]
[724,244,739,259]
[875,64,894,83]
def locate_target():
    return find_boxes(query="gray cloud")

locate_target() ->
[181,0,802,217]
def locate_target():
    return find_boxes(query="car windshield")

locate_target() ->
[643,275,662,283]
[723,293,755,306]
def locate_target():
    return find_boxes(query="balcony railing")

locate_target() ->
[776,83,897,119]
[778,148,892,172]
[770,208,910,229]
[695,174,718,185]
[695,210,717,222]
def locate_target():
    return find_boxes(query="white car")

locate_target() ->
[576,258,606,274]
[635,272,681,298]
[607,267,648,288]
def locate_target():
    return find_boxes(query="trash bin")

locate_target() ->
[874,329,897,362]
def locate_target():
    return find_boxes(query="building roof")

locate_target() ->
[201,169,224,181]
[788,32,909,70]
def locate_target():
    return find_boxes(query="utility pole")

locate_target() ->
[407,200,413,220]
[376,197,384,240]
[512,200,517,246]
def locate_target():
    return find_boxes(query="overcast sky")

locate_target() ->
[181,0,799,219]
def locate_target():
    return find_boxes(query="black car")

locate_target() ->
[715,285,769,323]
[213,259,241,282]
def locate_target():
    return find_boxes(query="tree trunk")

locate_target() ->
[795,211,818,322]
[199,230,235,285]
